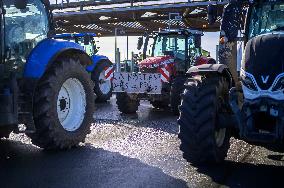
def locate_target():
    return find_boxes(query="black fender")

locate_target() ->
[187,64,234,87]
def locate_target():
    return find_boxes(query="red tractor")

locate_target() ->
[113,29,214,114]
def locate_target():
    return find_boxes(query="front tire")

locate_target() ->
[116,93,140,114]
[28,58,94,150]
[178,75,231,165]
[92,60,113,103]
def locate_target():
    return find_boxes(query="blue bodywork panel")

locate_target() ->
[54,32,112,72]
[24,38,85,78]
[54,33,97,39]
[86,55,110,72]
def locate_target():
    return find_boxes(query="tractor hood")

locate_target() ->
[138,56,174,69]
[242,33,284,90]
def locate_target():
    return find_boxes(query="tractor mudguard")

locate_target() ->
[86,55,110,72]
[187,64,229,74]
[187,64,234,87]
[24,39,87,78]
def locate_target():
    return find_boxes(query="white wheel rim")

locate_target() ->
[215,128,226,147]
[99,70,111,95]
[57,78,86,132]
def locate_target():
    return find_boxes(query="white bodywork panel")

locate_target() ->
[241,69,284,100]
[113,72,162,94]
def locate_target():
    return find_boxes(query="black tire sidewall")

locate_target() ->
[51,67,93,138]
[178,76,231,164]
[32,59,94,147]
[116,92,140,114]
[92,60,113,102]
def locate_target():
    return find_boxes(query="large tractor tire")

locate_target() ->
[116,93,140,114]
[178,75,231,165]
[150,101,168,109]
[28,58,94,150]
[92,60,113,103]
[170,76,186,115]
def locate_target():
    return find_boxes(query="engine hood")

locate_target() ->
[138,56,174,68]
[242,33,284,90]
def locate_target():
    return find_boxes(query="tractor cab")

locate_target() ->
[0,0,95,148]
[54,33,99,56]
[138,29,203,74]
[2,0,51,77]
[241,1,284,97]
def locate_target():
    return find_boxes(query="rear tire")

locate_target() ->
[178,75,231,165]
[116,93,140,114]
[170,76,186,115]
[92,60,113,103]
[28,58,94,150]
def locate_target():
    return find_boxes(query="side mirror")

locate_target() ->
[137,37,143,50]
[84,35,90,45]
[15,0,27,10]
[207,4,218,25]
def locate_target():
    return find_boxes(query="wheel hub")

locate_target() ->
[99,70,111,94]
[57,78,86,132]
[59,98,68,111]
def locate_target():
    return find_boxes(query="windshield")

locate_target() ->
[4,0,49,60]
[73,37,98,56]
[249,2,284,38]
[153,34,186,60]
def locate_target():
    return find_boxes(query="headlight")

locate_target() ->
[272,77,284,91]
[241,75,258,91]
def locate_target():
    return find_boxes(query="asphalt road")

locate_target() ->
[1,96,284,188]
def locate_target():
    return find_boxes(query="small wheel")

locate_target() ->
[116,93,140,114]
[178,75,231,165]
[170,76,186,115]
[92,60,113,103]
[28,57,94,150]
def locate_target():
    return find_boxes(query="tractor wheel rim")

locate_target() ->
[99,70,111,95]
[57,78,86,132]
[215,128,226,147]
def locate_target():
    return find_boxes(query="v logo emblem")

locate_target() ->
[261,75,269,84]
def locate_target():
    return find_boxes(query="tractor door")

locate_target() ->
[187,35,201,68]
[174,34,187,72]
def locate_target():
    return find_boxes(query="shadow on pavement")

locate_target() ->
[0,140,187,188]
[196,160,284,188]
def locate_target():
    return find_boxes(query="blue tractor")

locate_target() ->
[54,33,113,103]
[0,0,95,149]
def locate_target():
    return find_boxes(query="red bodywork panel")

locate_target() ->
[195,56,216,66]
[138,56,174,68]
[138,55,215,82]
[138,56,176,82]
